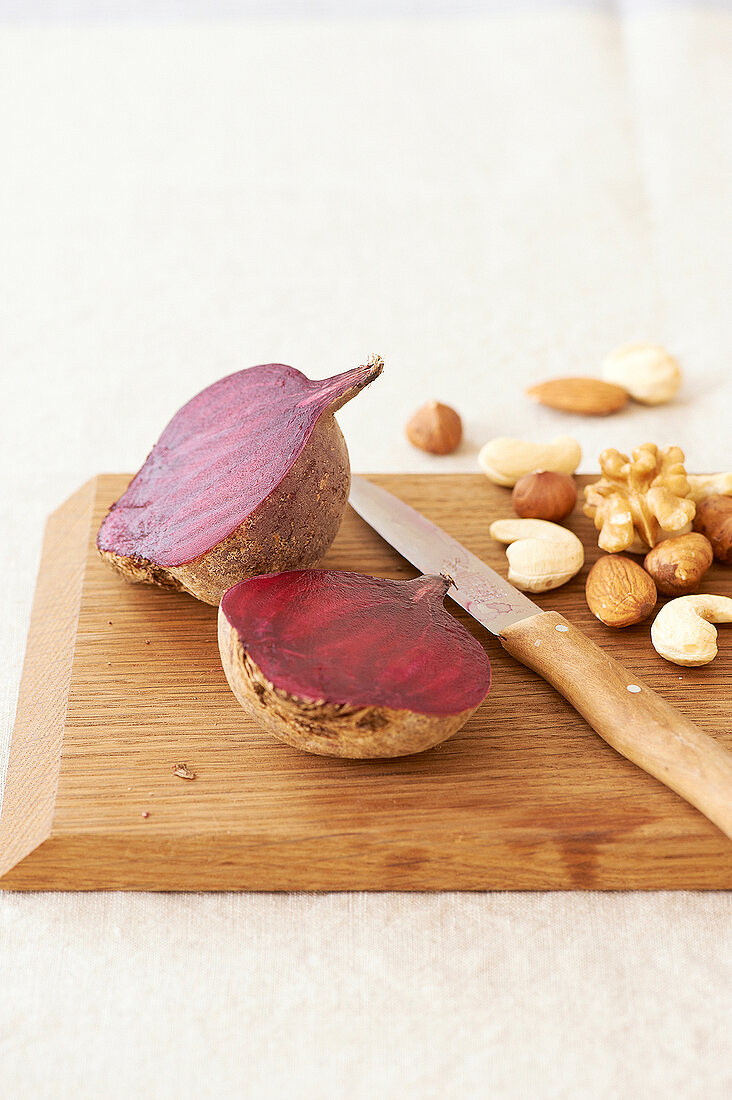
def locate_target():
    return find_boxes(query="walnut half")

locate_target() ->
[583,443,696,554]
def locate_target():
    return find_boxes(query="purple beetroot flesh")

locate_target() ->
[99,362,377,567]
[218,570,492,758]
[97,358,382,603]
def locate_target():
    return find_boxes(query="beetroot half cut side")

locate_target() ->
[218,570,492,758]
[97,356,383,604]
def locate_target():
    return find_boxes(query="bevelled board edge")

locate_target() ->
[2,831,732,891]
[0,478,98,884]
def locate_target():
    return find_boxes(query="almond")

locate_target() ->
[585,554,657,628]
[526,377,628,416]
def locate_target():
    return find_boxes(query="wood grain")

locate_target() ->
[0,480,96,880]
[2,472,732,890]
[501,611,732,839]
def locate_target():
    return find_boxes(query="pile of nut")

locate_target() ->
[478,431,732,668]
[402,341,732,669]
[525,342,683,415]
[403,344,685,454]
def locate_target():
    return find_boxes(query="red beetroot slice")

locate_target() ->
[97,357,382,604]
[218,570,492,758]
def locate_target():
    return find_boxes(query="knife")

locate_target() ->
[349,475,732,840]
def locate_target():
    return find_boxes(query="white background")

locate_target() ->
[2,6,732,1098]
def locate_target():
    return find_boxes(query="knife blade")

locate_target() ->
[349,475,732,840]
[349,475,540,634]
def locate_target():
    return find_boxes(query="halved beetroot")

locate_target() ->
[218,570,492,758]
[97,357,383,603]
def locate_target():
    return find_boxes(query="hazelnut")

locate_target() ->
[585,555,657,628]
[693,496,732,564]
[512,471,577,522]
[643,533,714,596]
[406,401,462,455]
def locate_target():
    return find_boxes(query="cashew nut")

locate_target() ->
[489,518,584,592]
[650,594,732,666]
[478,436,582,488]
[601,343,682,405]
[687,473,732,503]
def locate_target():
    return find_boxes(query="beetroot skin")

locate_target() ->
[218,570,492,758]
[97,357,383,603]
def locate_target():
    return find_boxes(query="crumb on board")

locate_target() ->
[173,762,196,780]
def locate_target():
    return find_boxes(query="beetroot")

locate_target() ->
[218,570,492,758]
[97,357,383,603]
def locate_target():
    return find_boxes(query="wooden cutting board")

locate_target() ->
[3,472,732,891]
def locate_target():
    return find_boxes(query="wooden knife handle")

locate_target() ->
[500,611,732,840]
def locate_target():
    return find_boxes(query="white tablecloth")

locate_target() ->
[2,8,732,1097]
